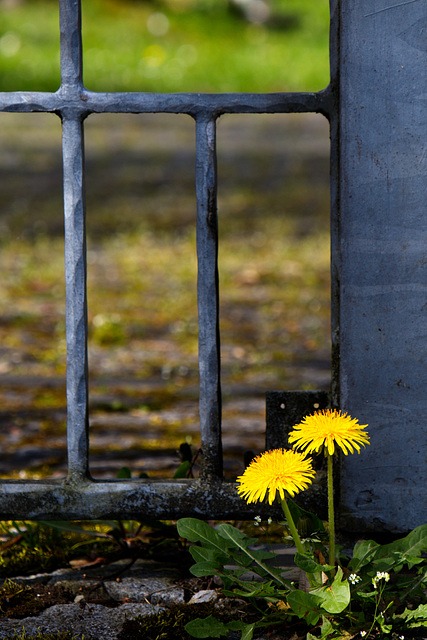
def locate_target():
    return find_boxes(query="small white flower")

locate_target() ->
[254,515,261,526]
[360,632,367,637]
[349,573,361,584]
[372,570,390,587]
[267,517,273,525]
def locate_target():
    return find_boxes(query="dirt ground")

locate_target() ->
[0,112,331,481]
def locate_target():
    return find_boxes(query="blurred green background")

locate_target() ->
[0,0,331,479]
[0,0,330,93]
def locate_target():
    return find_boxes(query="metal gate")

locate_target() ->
[1,0,425,532]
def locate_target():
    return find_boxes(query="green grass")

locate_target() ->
[2,633,83,640]
[0,223,330,384]
[0,110,331,479]
[0,5,331,477]
[0,0,330,93]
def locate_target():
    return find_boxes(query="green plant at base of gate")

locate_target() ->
[177,410,427,640]
[178,516,427,639]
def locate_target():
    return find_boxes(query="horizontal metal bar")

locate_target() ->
[83,89,331,118]
[0,479,326,521]
[0,88,332,119]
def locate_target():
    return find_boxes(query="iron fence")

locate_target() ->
[0,0,337,522]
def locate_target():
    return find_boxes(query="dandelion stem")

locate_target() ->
[327,453,336,571]
[280,496,316,588]
[280,497,305,556]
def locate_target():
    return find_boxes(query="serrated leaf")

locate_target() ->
[312,567,350,614]
[173,460,191,478]
[223,580,278,599]
[189,545,228,565]
[287,496,326,536]
[117,466,132,479]
[235,546,276,569]
[38,521,111,538]
[185,616,229,638]
[394,604,427,628]
[374,524,427,560]
[217,524,259,547]
[398,553,424,569]
[177,518,232,555]
[189,561,223,577]
[221,565,249,579]
[247,545,277,562]
[229,621,255,640]
[371,555,397,573]
[287,589,322,626]
[294,552,334,574]
[348,539,379,572]
[319,616,336,637]
[355,590,376,599]
[217,523,290,588]
[307,618,339,640]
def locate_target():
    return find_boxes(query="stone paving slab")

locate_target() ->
[0,602,157,640]
[0,554,303,639]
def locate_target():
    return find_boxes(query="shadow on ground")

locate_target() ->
[0,112,331,480]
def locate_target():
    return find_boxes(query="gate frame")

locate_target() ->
[1,0,425,532]
[0,0,333,521]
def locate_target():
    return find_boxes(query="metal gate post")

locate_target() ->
[334,0,426,532]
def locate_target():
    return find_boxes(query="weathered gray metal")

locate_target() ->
[0,91,330,117]
[62,116,89,484]
[266,391,329,451]
[0,477,326,522]
[0,0,331,521]
[332,0,427,532]
[1,0,425,531]
[196,115,222,480]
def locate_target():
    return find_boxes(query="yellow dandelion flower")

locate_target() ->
[237,448,315,505]
[288,409,369,456]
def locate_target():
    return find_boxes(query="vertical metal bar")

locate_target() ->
[329,0,340,410]
[195,115,222,480]
[62,117,89,482]
[59,0,89,482]
[59,0,84,90]
[337,0,427,531]
[265,391,329,451]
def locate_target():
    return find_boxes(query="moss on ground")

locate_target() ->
[118,602,253,640]
[0,526,117,580]
[0,579,73,620]
[2,632,84,640]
